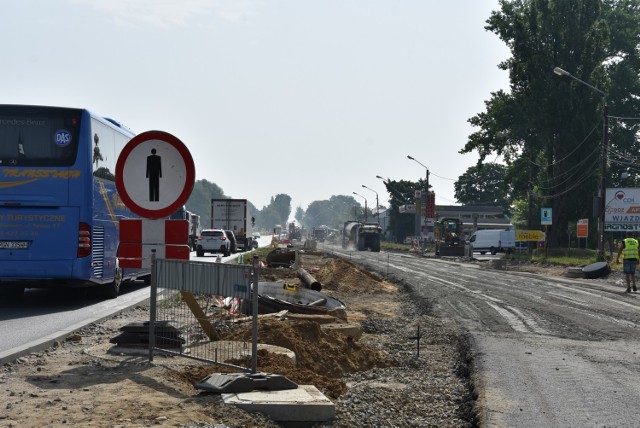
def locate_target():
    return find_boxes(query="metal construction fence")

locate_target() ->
[148,255,259,372]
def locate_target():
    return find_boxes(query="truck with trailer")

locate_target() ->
[211,199,257,251]
[342,221,382,252]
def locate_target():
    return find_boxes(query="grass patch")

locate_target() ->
[507,247,606,267]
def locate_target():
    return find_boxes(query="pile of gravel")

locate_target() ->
[313,281,475,428]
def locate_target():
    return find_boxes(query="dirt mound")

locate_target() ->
[168,257,398,400]
[314,258,397,293]
[177,318,394,399]
[257,255,396,294]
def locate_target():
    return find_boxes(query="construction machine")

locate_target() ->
[434,218,465,256]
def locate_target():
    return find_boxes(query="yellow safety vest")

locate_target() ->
[623,238,639,260]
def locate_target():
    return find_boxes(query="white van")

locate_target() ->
[468,229,516,255]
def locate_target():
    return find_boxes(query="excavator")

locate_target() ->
[434,218,465,257]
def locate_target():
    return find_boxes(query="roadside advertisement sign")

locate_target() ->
[426,192,435,219]
[577,219,589,238]
[516,230,545,242]
[604,188,640,231]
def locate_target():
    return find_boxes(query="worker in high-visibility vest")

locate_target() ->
[616,231,640,293]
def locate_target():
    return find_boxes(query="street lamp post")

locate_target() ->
[362,185,379,224]
[352,192,368,222]
[553,66,608,257]
[377,175,408,201]
[407,155,430,239]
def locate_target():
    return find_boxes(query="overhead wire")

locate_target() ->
[534,148,600,191]
[528,121,601,168]
[525,117,603,198]
[534,163,599,199]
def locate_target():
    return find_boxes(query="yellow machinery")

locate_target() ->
[435,218,465,256]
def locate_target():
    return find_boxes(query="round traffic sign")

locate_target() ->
[115,130,195,219]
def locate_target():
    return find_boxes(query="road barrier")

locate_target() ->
[148,254,259,372]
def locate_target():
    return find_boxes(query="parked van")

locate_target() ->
[468,229,516,255]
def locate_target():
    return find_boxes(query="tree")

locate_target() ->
[302,195,356,229]
[461,0,640,247]
[270,194,292,227]
[454,163,512,213]
[294,206,304,224]
[186,179,226,228]
[379,179,419,243]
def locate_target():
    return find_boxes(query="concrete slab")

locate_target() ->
[321,322,362,339]
[222,384,335,423]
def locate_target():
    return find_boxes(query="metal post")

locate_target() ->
[353,192,368,222]
[599,104,609,257]
[251,255,259,374]
[407,155,430,240]
[362,185,379,224]
[148,250,157,362]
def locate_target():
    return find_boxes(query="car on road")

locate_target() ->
[196,229,231,257]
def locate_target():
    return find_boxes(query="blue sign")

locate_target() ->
[541,208,552,225]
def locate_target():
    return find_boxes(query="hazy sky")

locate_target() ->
[1,0,510,212]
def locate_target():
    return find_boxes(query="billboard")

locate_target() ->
[605,188,640,231]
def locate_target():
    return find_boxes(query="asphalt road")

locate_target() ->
[322,243,640,428]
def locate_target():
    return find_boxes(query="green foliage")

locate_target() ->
[461,0,640,247]
[182,180,289,234]
[302,195,361,229]
[271,194,292,226]
[454,163,512,213]
[508,247,600,266]
[509,197,529,227]
[378,179,420,243]
[186,179,226,228]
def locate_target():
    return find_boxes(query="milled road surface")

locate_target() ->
[326,245,640,427]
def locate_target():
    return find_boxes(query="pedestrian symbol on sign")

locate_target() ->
[146,148,162,202]
[116,130,195,219]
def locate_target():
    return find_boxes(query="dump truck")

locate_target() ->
[434,217,465,256]
[342,221,382,252]
[211,199,256,251]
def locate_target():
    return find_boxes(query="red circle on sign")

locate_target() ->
[115,130,195,219]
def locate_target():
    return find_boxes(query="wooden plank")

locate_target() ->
[180,291,220,341]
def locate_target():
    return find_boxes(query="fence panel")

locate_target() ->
[149,257,256,371]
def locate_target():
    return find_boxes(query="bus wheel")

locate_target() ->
[103,268,122,299]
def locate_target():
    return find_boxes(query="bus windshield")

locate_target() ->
[0,106,81,166]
